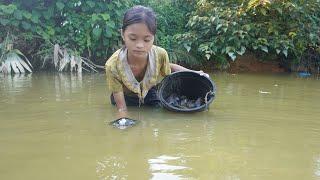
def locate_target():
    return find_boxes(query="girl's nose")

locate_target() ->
[136,41,144,48]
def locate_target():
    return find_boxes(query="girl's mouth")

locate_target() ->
[133,50,145,54]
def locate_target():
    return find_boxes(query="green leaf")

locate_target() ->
[101,13,110,21]
[21,21,31,30]
[258,38,268,45]
[103,39,110,46]
[183,43,191,52]
[105,29,112,38]
[225,46,234,53]
[276,7,282,15]
[261,46,268,53]
[115,9,122,17]
[237,46,246,55]
[31,16,39,23]
[86,1,95,8]
[228,37,235,41]
[86,32,92,48]
[210,16,216,22]
[0,19,9,26]
[47,26,55,36]
[11,20,19,27]
[23,11,32,19]
[93,28,102,39]
[222,27,228,32]
[13,10,23,20]
[91,14,100,22]
[243,24,251,31]
[276,49,281,54]
[43,8,53,20]
[283,49,288,57]
[289,32,297,38]
[205,54,211,60]
[115,1,122,8]
[1,5,16,14]
[260,8,267,16]
[31,11,40,23]
[216,24,222,31]
[228,52,236,61]
[106,21,115,29]
[107,4,115,10]
[56,2,65,10]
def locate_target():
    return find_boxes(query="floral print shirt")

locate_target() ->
[105,45,171,103]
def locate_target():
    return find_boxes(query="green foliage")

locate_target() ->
[1,0,319,71]
[177,0,320,68]
[0,0,133,66]
[138,0,197,64]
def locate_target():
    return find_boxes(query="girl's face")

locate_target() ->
[122,23,154,59]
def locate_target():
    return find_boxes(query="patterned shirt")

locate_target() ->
[105,45,171,102]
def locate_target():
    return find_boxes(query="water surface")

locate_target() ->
[0,72,320,180]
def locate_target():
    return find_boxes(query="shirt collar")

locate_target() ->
[117,47,157,100]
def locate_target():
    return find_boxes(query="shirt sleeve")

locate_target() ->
[105,64,123,93]
[159,48,171,76]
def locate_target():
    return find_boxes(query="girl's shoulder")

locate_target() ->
[152,46,169,63]
[152,45,167,55]
[105,49,122,67]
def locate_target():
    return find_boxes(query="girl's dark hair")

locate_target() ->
[122,5,157,35]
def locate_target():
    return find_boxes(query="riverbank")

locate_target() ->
[200,53,319,74]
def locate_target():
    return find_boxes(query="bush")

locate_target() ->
[1,0,319,71]
[0,0,134,68]
[176,0,320,69]
[138,0,197,65]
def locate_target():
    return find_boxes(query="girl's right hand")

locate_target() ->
[113,91,129,118]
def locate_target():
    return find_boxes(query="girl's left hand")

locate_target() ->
[196,70,210,78]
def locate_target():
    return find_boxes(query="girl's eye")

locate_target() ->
[144,39,151,42]
[130,38,136,41]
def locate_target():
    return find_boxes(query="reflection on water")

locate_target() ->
[96,156,128,180]
[0,74,33,105]
[149,155,190,180]
[54,73,83,101]
[0,72,85,97]
[0,73,32,94]
[0,72,320,180]
[315,156,320,177]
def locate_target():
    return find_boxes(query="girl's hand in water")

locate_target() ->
[117,107,128,119]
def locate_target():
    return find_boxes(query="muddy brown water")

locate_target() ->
[0,72,320,180]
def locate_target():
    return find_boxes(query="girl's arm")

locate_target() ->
[112,91,128,118]
[170,63,209,77]
[170,63,190,72]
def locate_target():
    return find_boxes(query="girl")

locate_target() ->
[105,5,208,118]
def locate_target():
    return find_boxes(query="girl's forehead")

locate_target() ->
[124,23,154,36]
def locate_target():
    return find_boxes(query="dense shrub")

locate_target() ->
[139,0,197,65]
[1,0,319,71]
[176,0,320,70]
[0,0,134,67]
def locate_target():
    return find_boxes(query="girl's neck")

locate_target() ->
[127,52,148,67]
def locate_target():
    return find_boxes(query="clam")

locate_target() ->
[110,118,138,129]
[166,94,204,110]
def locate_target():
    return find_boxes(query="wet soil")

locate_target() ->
[198,54,286,73]
[227,54,286,73]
